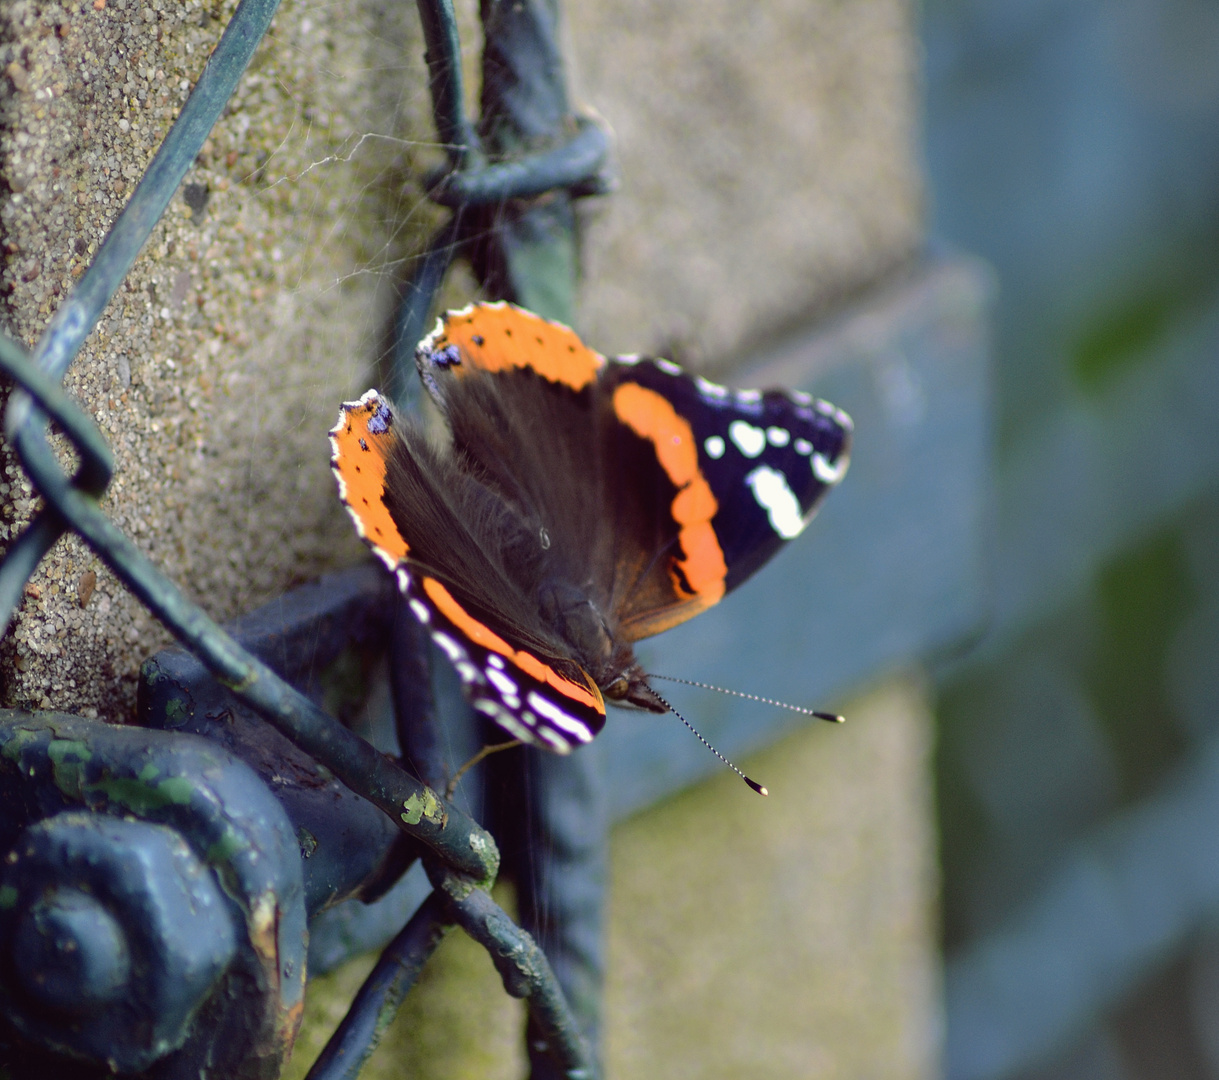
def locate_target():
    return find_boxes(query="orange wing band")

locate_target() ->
[424,302,604,390]
[421,577,605,715]
[329,392,409,567]
[612,382,728,611]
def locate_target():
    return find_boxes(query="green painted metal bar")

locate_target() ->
[428,113,611,207]
[388,218,462,403]
[430,865,596,1079]
[415,0,483,170]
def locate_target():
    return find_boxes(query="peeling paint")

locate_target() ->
[164,696,190,726]
[45,738,91,764]
[205,827,246,865]
[47,737,91,797]
[0,726,41,762]
[88,773,195,814]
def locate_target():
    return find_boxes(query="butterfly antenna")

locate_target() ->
[648,688,768,796]
[649,674,844,724]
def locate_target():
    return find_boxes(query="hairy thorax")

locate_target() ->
[537,579,662,712]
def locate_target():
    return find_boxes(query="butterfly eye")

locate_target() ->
[604,674,630,700]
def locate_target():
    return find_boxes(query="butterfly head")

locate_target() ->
[600,663,667,713]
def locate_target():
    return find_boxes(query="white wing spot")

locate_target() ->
[656,358,682,376]
[735,389,762,404]
[486,667,520,700]
[431,632,465,663]
[813,452,850,485]
[474,700,534,744]
[794,438,813,455]
[746,465,806,540]
[696,377,730,400]
[766,426,791,447]
[409,599,431,624]
[536,726,573,753]
[527,691,594,742]
[487,654,505,669]
[704,435,726,459]
[788,389,813,405]
[728,420,766,458]
[814,399,853,430]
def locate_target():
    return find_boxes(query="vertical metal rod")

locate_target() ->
[415,0,483,170]
[305,892,453,1080]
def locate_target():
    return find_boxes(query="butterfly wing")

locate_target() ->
[329,390,408,570]
[330,388,606,753]
[597,358,853,640]
[333,301,852,753]
[416,304,699,652]
[414,302,853,645]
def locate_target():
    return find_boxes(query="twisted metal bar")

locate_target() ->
[427,114,612,207]
[389,0,612,386]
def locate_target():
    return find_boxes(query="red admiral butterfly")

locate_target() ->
[331,302,851,755]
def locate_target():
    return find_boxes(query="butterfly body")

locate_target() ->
[331,302,851,753]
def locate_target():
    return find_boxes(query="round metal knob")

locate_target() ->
[0,811,238,1071]
[10,887,131,1013]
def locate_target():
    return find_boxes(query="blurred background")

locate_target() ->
[921,0,1219,1077]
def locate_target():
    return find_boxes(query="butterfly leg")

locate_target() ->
[447,738,523,800]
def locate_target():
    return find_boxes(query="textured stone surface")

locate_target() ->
[571,0,922,366]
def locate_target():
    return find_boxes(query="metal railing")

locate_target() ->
[0,0,611,1075]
